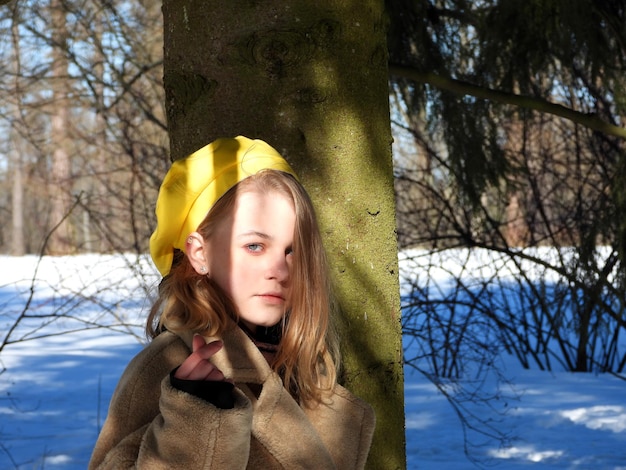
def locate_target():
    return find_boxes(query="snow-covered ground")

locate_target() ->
[1,254,625,469]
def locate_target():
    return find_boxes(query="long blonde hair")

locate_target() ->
[147,170,339,406]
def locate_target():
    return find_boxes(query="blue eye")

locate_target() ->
[246,243,263,252]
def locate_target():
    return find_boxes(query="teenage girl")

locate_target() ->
[89,136,375,469]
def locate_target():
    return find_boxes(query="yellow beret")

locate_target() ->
[150,136,297,276]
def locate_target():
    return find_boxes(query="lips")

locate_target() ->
[257,292,286,304]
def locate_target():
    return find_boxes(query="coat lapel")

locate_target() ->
[180,324,336,469]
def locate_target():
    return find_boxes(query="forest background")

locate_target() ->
[1,0,625,467]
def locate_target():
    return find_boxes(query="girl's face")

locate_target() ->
[207,189,295,333]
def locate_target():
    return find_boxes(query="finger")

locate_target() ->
[191,335,224,359]
[178,360,225,381]
[195,340,224,359]
[204,367,225,381]
[175,357,214,380]
[175,339,224,379]
[182,362,218,381]
[192,334,205,352]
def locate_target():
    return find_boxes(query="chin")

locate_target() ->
[240,314,282,331]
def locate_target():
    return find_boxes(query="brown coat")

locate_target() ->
[89,323,375,469]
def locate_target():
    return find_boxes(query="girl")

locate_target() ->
[89,136,375,469]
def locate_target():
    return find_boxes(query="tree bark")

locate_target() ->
[10,2,24,256]
[163,1,405,468]
[47,0,73,255]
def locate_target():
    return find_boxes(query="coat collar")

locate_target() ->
[176,321,337,468]
[178,320,272,384]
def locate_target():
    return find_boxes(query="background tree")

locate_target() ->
[47,0,73,254]
[0,0,167,366]
[8,0,24,256]
[0,0,168,255]
[161,1,404,468]
[389,0,626,386]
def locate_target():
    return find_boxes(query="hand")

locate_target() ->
[174,334,227,381]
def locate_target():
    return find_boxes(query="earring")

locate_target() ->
[187,237,194,244]
[199,266,207,274]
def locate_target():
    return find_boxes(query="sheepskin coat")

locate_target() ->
[89,323,375,469]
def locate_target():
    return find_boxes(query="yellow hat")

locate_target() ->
[150,136,297,276]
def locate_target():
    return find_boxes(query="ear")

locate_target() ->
[185,232,209,275]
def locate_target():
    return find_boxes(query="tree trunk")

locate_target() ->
[163,1,405,468]
[92,11,108,253]
[47,0,73,255]
[10,144,25,256]
[10,3,24,256]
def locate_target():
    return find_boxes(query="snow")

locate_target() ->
[1,254,626,469]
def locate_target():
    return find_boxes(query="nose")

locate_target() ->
[267,251,291,284]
